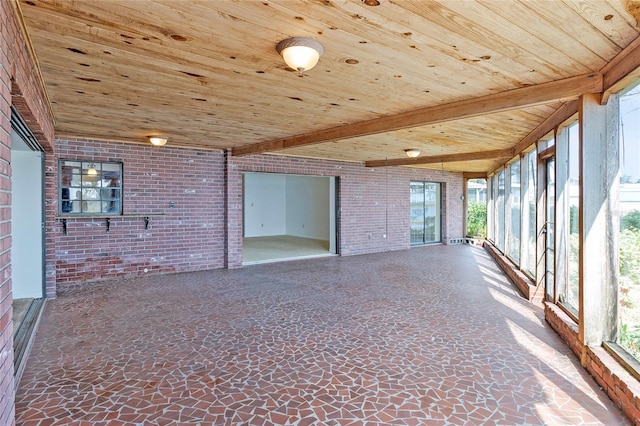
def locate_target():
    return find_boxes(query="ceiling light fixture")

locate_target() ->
[87,163,97,175]
[149,135,168,146]
[276,37,324,75]
[404,148,420,158]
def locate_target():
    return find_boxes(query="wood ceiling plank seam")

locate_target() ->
[20,0,635,173]
[397,0,590,79]
[26,21,480,127]
[32,42,420,133]
[346,2,570,87]
[22,5,312,82]
[266,2,592,101]
[292,0,559,90]
[25,0,588,133]
[479,0,614,69]
[331,0,574,82]
[515,0,625,62]
[164,0,493,95]
[561,0,640,47]
[424,0,596,76]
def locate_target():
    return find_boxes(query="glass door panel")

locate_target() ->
[410,182,425,244]
[546,157,555,300]
[410,182,441,245]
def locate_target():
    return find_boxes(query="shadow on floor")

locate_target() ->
[16,245,630,425]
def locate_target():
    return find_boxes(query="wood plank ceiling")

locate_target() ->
[17,0,640,172]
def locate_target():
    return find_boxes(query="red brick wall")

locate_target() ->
[49,144,464,283]
[545,302,640,425]
[484,242,544,302]
[227,154,464,268]
[49,138,226,291]
[1,1,56,424]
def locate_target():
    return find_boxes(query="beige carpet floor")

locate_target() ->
[243,235,332,264]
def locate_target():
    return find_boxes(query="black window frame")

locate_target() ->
[58,159,123,216]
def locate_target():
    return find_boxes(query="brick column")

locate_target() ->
[224,150,243,268]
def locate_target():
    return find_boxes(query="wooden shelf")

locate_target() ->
[55,214,166,220]
[56,214,166,234]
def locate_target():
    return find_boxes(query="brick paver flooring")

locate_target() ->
[16,245,630,425]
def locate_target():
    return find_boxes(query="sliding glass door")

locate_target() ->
[410,182,441,245]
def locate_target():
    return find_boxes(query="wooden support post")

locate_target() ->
[578,93,619,350]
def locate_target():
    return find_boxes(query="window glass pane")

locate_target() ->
[521,150,537,277]
[466,179,487,238]
[618,84,640,359]
[487,176,495,241]
[410,182,425,245]
[497,169,505,251]
[566,123,580,311]
[59,160,123,215]
[507,160,521,263]
[410,182,441,245]
[539,134,555,151]
[425,183,441,243]
[546,158,555,300]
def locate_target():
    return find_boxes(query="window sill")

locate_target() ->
[546,302,640,423]
[604,342,640,384]
[483,241,544,303]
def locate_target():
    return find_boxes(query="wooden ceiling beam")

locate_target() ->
[463,172,488,179]
[232,73,602,157]
[365,148,514,168]
[601,34,640,104]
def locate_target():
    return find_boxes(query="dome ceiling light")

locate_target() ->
[276,37,324,75]
[404,148,421,158]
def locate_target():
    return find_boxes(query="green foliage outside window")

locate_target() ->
[619,210,640,360]
[466,201,487,238]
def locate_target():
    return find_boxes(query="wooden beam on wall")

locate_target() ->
[601,34,640,104]
[463,172,488,179]
[233,73,602,156]
[365,148,513,168]
[538,145,555,160]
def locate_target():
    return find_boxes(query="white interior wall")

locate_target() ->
[243,173,286,237]
[285,175,330,240]
[11,130,43,299]
[244,173,331,242]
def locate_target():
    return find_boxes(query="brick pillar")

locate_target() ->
[0,1,15,423]
[224,150,243,268]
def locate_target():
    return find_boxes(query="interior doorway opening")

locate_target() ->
[242,173,337,265]
[10,117,46,383]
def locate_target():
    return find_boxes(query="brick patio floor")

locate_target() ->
[16,245,630,425]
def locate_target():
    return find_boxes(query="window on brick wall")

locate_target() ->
[59,160,123,215]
